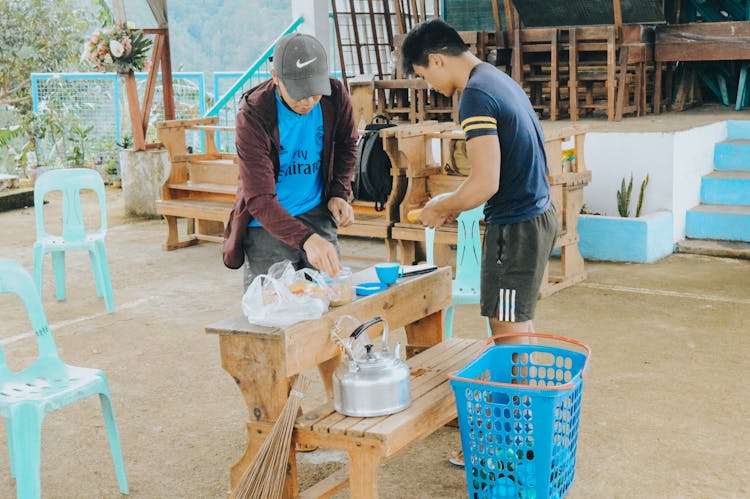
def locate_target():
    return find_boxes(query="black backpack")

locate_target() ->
[353,115,397,211]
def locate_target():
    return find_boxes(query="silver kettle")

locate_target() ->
[332,317,411,417]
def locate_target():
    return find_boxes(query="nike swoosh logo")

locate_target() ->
[296,57,317,68]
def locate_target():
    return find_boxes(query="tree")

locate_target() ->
[0,0,95,112]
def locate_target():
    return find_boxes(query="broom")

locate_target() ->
[231,374,312,499]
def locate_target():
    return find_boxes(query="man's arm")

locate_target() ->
[420,135,500,228]
[328,79,359,201]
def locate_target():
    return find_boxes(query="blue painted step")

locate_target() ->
[701,171,750,206]
[727,120,750,139]
[714,139,750,171]
[685,204,750,242]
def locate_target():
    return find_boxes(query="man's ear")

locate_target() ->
[429,53,444,68]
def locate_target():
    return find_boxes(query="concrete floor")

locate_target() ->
[0,185,748,498]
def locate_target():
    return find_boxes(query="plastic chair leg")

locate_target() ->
[6,418,15,478]
[9,404,44,499]
[32,244,44,298]
[89,250,104,298]
[98,392,128,494]
[444,304,455,339]
[737,64,749,111]
[51,251,66,301]
[94,242,114,313]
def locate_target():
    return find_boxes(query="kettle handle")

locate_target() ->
[347,316,389,348]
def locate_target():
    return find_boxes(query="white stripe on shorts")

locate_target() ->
[498,288,516,322]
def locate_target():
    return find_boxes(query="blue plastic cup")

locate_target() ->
[374,262,402,286]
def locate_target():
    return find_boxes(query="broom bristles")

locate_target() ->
[232,375,312,499]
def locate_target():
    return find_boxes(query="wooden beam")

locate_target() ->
[613,0,623,30]
[124,72,146,150]
[160,29,176,120]
[140,33,164,133]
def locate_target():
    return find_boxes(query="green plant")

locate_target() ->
[116,135,133,149]
[0,126,23,148]
[635,174,650,218]
[617,174,634,217]
[66,124,94,166]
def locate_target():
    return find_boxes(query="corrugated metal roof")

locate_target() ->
[443,0,502,31]
[512,0,665,27]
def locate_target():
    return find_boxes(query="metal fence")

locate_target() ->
[30,72,205,167]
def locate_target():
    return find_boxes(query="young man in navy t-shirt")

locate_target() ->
[401,20,558,341]
[400,18,559,467]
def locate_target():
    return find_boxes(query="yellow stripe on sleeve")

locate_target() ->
[461,115,497,128]
[463,123,498,133]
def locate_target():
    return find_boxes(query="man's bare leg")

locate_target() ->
[489,319,535,344]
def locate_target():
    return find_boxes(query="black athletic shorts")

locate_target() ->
[480,204,559,322]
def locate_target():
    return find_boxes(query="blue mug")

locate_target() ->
[374,262,402,286]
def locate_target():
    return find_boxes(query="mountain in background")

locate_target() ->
[121,0,292,77]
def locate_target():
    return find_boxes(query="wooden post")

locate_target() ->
[124,73,146,150]
[613,0,623,30]
[121,27,176,151]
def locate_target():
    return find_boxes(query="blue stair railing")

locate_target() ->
[205,16,305,151]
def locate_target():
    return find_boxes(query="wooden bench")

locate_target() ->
[205,266,456,498]
[155,117,236,250]
[336,121,456,263]
[387,122,591,297]
[294,337,482,498]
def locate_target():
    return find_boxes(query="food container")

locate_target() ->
[329,267,353,307]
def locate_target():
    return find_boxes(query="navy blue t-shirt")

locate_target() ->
[459,63,550,225]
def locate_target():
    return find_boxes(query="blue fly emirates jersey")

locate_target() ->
[249,91,325,227]
[459,63,551,225]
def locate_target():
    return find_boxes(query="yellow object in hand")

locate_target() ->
[407,208,422,223]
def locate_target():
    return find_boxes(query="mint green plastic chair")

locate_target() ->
[425,200,491,339]
[0,258,127,498]
[32,168,114,313]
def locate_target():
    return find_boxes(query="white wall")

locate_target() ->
[583,121,727,242]
[585,132,675,217]
[291,0,331,61]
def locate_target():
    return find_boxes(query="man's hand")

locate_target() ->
[420,196,460,229]
[328,197,354,227]
[303,233,343,277]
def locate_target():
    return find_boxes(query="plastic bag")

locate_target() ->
[242,260,330,328]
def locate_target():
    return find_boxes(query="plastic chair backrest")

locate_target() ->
[34,168,107,242]
[425,201,484,284]
[452,204,484,288]
[0,259,60,365]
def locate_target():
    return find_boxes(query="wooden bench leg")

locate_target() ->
[385,238,398,262]
[162,215,200,251]
[398,240,416,265]
[348,447,380,499]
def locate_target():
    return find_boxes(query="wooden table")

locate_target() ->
[205,266,452,497]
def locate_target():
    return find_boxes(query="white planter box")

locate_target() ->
[577,211,674,263]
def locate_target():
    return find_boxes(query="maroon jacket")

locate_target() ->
[222,77,358,269]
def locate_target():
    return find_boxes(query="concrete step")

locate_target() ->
[714,139,750,171]
[685,204,750,242]
[675,238,750,260]
[726,120,750,140]
[700,171,750,205]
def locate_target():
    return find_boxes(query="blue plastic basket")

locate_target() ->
[449,334,591,499]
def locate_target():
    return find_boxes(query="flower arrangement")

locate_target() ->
[84,23,153,74]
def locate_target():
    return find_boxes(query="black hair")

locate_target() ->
[400,19,469,76]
